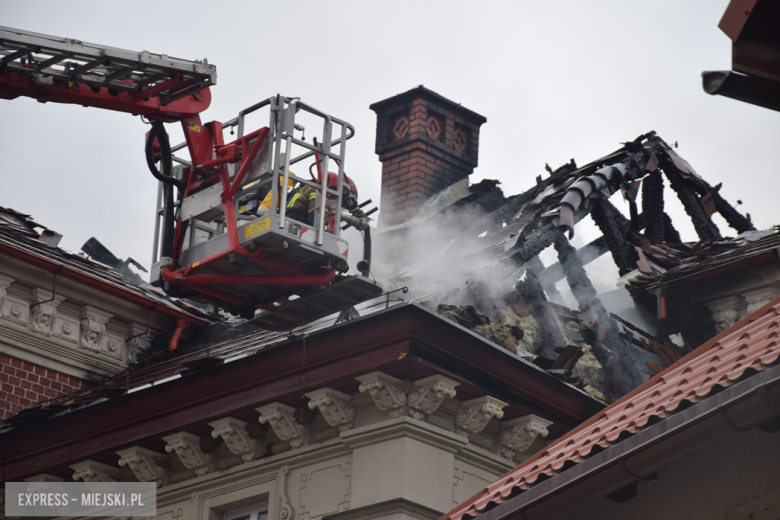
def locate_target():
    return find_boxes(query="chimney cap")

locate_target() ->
[370,85,487,124]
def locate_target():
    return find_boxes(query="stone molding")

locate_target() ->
[356,371,458,419]
[80,306,113,353]
[454,396,507,438]
[306,387,356,432]
[494,414,553,460]
[456,444,516,475]
[256,402,309,449]
[742,287,779,315]
[209,416,265,462]
[278,465,293,520]
[340,415,469,453]
[163,431,215,476]
[70,459,120,482]
[116,446,170,487]
[706,295,742,333]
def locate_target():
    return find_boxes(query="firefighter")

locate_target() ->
[286,172,357,227]
[256,176,295,216]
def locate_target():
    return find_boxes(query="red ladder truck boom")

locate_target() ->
[0,26,382,330]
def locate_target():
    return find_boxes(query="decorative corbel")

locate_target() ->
[209,416,265,462]
[455,396,507,438]
[70,460,120,483]
[742,287,779,315]
[256,403,309,449]
[407,374,459,419]
[494,415,553,460]
[706,295,742,334]
[305,387,356,432]
[126,322,155,364]
[80,306,113,353]
[29,288,65,337]
[356,371,409,418]
[163,431,215,476]
[116,446,169,488]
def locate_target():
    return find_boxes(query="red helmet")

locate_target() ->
[326,172,357,199]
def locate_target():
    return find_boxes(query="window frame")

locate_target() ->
[222,501,268,520]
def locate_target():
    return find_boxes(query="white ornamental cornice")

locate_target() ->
[455,396,508,438]
[70,459,120,482]
[29,288,65,337]
[126,322,155,364]
[80,306,113,353]
[305,387,356,432]
[406,374,459,419]
[494,414,553,460]
[256,402,309,449]
[163,431,215,476]
[356,371,410,418]
[209,416,266,462]
[116,446,169,488]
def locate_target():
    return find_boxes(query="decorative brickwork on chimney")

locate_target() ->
[370,86,487,227]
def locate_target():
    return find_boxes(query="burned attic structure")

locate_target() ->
[371,86,764,403]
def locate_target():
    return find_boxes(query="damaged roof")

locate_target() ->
[0,206,212,323]
[442,294,780,520]
[629,228,780,290]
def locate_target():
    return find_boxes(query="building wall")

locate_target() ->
[557,426,780,520]
[151,414,514,520]
[9,377,556,520]
[0,353,84,420]
[0,256,183,421]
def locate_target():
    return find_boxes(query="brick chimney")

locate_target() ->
[370,86,487,227]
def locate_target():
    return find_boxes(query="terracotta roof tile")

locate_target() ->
[443,295,780,520]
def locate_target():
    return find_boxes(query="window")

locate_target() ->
[223,503,267,520]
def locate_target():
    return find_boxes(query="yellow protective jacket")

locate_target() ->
[260,177,296,212]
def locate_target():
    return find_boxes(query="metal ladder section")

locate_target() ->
[0,26,216,104]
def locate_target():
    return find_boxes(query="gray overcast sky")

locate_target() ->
[1,0,778,272]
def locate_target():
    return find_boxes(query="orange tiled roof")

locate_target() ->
[444,294,780,520]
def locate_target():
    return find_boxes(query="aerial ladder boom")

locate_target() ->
[1,26,382,330]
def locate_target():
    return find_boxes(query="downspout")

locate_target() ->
[168,319,190,352]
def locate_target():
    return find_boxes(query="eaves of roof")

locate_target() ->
[0,219,210,325]
[631,231,780,291]
[0,302,603,481]
[443,295,780,520]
